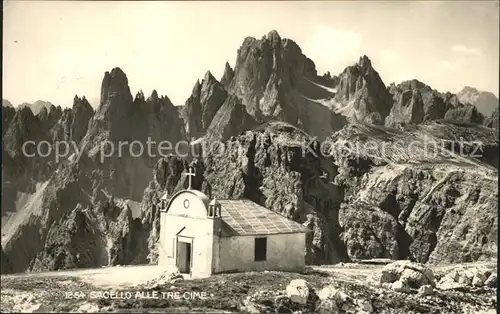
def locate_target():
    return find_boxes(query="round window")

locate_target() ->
[183,199,190,209]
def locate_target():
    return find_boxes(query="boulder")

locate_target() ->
[286,279,310,305]
[316,299,339,314]
[391,280,410,293]
[458,274,472,286]
[317,286,338,301]
[317,285,355,313]
[438,266,495,289]
[437,276,466,291]
[472,273,487,287]
[147,270,184,289]
[362,300,374,313]
[77,303,100,312]
[484,273,497,288]
[317,285,350,303]
[418,285,434,296]
[379,261,435,289]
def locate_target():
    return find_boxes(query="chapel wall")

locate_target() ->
[217,232,306,273]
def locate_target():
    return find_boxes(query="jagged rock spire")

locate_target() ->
[220,62,234,88]
[183,71,227,139]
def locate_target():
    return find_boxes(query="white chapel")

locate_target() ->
[157,168,311,277]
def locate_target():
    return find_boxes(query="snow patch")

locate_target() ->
[306,78,337,93]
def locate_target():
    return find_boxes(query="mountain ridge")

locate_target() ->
[1,29,498,274]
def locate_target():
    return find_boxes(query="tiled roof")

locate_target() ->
[218,199,311,236]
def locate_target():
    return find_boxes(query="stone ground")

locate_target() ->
[0,260,497,313]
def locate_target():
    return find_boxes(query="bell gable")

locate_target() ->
[165,190,210,219]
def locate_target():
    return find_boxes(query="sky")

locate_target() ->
[3,1,499,108]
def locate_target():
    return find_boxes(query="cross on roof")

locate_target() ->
[183,167,196,190]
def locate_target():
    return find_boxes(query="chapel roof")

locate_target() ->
[163,190,311,236]
[218,199,311,236]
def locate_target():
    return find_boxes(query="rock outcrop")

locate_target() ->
[385,80,449,126]
[385,81,493,127]
[143,121,349,264]
[444,103,484,125]
[29,199,143,272]
[330,122,498,263]
[205,94,257,142]
[437,265,496,290]
[2,104,16,137]
[484,107,499,130]
[0,248,12,274]
[376,261,436,291]
[386,80,454,127]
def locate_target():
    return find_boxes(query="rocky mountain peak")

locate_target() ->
[37,106,49,120]
[36,104,61,127]
[192,79,201,94]
[3,105,39,157]
[48,104,62,121]
[231,31,314,113]
[264,29,282,44]
[341,55,375,77]
[358,55,372,72]
[203,70,216,83]
[73,95,93,112]
[220,62,234,88]
[217,30,348,138]
[67,95,95,143]
[461,86,479,94]
[148,90,159,102]
[182,72,227,139]
[384,79,494,126]
[16,105,36,119]
[398,79,429,91]
[99,67,132,108]
[134,90,146,103]
[457,86,499,117]
[2,99,14,108]
[82,67,134,149]
[333,55,393,124]
[17,100,54,115]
